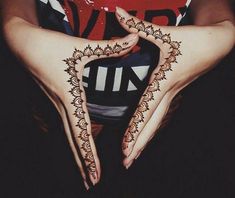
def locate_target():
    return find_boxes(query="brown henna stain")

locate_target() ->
[64,43,131,175]
[122,18,182,149]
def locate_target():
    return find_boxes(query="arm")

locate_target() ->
[115,0,235,168]
[1,0,138,188]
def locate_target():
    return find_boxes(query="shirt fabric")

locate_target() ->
[36,0,191,123]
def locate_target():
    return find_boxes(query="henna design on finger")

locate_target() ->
[122,18,182,149]
[63,42,131,177]
[64,57,97,178]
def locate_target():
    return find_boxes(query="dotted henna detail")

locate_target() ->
[123,18,182,148]
[63,43,130,176]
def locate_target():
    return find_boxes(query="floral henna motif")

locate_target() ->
[123,18,182,148]
[64,43,130,177]
[64,57,97,177]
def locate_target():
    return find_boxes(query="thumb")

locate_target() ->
[115,7,160,44]
[115,6,178,49]
[78,33,139,64]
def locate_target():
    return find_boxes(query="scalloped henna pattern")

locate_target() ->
[122,18,182,148]
[63,43,131,177]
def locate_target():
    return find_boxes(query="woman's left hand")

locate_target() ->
[115,7,235,169]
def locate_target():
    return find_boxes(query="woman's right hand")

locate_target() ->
[3,17,138,189]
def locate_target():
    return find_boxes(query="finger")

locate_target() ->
[61,109,91,190]
[64,33,138,183]
[123,90,177,168]
[78,81,101,184]
[115,6,182,69]
[119,11,183,157]
[115,7,164,44]
[122,37,182,157]
[71,33,139,64]
[122,67,170,157]
[127,83,191,163]
[63,58,100,186]
[62,34,139,185]
[32,77,90,189]
[115,7,182,52]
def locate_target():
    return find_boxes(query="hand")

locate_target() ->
[115,7,235,168]
[3,18,138,188]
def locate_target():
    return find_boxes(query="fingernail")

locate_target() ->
[115,6,121,13]
[116,6,128,17]
[135,152,141,160]
[125,160,134,170]
[89,171,98,186]
[84,180,90,190]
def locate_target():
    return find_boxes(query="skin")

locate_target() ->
[1,0,139,189]
[115,5,235,168]
[1,0,235,190]
[62,43,134,183]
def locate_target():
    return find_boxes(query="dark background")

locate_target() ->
[0,6,235,198]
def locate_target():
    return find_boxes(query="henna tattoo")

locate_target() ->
[64,57,97,177]
[122,18,182,148]
[63,43,130,177]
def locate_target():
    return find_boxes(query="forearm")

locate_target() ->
[190,0,234,25]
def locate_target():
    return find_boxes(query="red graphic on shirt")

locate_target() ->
[63,0,189,40]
